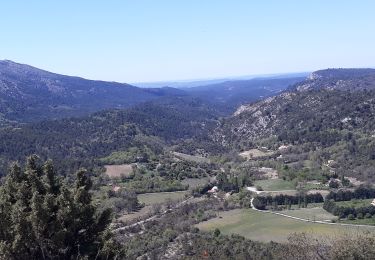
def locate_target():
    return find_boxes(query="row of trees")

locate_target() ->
[252,193,324,210]
[323,200,375,219]
[326,186,375,201]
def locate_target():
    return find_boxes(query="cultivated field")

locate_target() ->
[138,191,187,205]
[254,179,296,191]
[340,218,375,226]
[282,207,337,222]
[104,164,133,178]
[196,208,375,242]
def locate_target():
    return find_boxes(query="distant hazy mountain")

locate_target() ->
[185,76,306,113]
[0,60,183,125]
[0,60,310,125]
[132,72,309,89]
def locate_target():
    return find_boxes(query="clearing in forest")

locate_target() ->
[181,177,211,189]
[138,191,187,206]
[104,164,133,178]
[239,149,274,159]
[254,179,296,191]
[172,152,210,163]
[119,191,187,222]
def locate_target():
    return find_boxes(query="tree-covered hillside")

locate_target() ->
[0,97,221,176]
[0,60,185,125]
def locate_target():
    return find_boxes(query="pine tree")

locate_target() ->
[0,155,118,259]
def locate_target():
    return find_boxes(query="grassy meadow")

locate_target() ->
[196,208,375,242]
[282,207,337,221]
[254,179,296,191]
[137,191,187,206]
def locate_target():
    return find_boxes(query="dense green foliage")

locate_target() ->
[100,146,157,165]
[0,156,118,259]
[326,186,375,201]
[323,199,375,219]
[100,190,141,215]
[121,177,188,194]
[156,156,219,180]
[216,171,253,192]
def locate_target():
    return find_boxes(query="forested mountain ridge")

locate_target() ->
[3,66,375,181]
[0,60,305,125]
[0,60,184,125]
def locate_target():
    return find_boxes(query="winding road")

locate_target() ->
[113,190,375,233]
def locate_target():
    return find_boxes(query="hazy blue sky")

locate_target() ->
[2,0,375,82]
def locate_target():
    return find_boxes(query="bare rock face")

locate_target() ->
[294,68,375,92]
[214,68,375,149]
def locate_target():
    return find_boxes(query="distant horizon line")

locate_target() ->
[130,71,311,85]
[2,59,375,86]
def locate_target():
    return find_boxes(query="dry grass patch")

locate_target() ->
[239,149,274,159]
[138,191,187,206]
[104,164,133,178]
